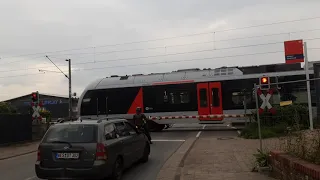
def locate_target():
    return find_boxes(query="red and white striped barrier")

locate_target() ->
[149,114,248,120]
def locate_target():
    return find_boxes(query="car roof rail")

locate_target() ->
[97,116,126,123]
[97,117,109,123]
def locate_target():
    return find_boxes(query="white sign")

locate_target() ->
[259,93,272,109]
[32,105,41,118]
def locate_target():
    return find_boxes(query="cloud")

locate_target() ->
[0,0,320,101]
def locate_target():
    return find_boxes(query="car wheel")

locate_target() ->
[110,157,123,180]
[140,143,150,163]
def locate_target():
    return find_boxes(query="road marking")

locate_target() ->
[196,131,202,138]
[24,176,36,180]
[151,139,185,142]
[196,125,206,138]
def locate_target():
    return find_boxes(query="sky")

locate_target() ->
[0,0,320,101]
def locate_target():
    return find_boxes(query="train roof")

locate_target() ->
[83,62,316,90]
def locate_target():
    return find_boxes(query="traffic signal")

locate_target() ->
[259,76,270,90]
[31,91,39,103]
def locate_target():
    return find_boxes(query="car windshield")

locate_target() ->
[43,124,97,143]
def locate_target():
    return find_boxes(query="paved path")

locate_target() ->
[181,131,279,180]
[0,141,39,160]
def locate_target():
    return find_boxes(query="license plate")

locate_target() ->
[56,153,79,159]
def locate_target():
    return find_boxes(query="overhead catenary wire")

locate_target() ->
[0,50,285,79]
[0,36,320,73]
[45,56,69,79]
[0,72,45,79]
[1,27,320,67]
[43,50,285,73]
[0,16,319,62]
[1,27,320,68]
[70,37,320,66]
[43,28,320,58]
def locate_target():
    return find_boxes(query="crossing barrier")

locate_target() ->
[149,114,249,120]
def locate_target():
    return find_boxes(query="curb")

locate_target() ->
[0,139,40,147]
[156,137,198,180]
[0,150,37,161]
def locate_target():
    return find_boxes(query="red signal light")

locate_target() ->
[261,77,268,84]
[259,76,270,90]
[31,92,39,102]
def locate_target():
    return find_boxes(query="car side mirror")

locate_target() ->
[136,129,143,134]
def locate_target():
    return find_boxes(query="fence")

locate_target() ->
[0,114,33,145]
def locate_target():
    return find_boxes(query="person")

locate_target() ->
[133,107,152,144]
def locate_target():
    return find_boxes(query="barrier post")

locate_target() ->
[254,83,263,151]
[243,96,247,127]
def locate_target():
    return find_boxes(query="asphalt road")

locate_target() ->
[0,123,238,180]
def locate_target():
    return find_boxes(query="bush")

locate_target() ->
[240,122,286,139]
[39,109,51,122]
[0,102,17,114]
[251,104,309,128]
[241,104,309,139]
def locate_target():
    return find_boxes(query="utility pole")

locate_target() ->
[66,59,72,121]
[44,56,72,121]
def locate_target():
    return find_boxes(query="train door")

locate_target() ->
[197,83,210,116]
[197,82,223,120]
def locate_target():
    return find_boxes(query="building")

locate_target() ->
[3,93,78,119]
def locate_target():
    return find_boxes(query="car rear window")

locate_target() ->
[43,124,97,143]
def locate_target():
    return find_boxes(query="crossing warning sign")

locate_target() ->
[31,102,42,120]
[257,88,276,115]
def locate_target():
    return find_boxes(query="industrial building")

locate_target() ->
[3,93,78,119]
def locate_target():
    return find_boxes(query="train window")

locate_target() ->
[212,88,220,107]
[120,76,129,80]
[180,92,190,104]
[199,89,207,107]
[168,91,190,104]
[163,90,168,103]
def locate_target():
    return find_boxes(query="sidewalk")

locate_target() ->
[0,141,39,160]
[181,137,281,180]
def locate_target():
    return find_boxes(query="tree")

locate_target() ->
[0,102,17,114]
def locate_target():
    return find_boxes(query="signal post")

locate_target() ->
[257,76,276,115]
[31,91,42,121]
[255,75,275,151]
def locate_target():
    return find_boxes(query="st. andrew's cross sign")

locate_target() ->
[257,88,276,115]
[31,102,42,120]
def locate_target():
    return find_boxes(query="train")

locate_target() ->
[77,62,317,131]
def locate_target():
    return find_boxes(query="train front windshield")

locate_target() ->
[80,88,141,116]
